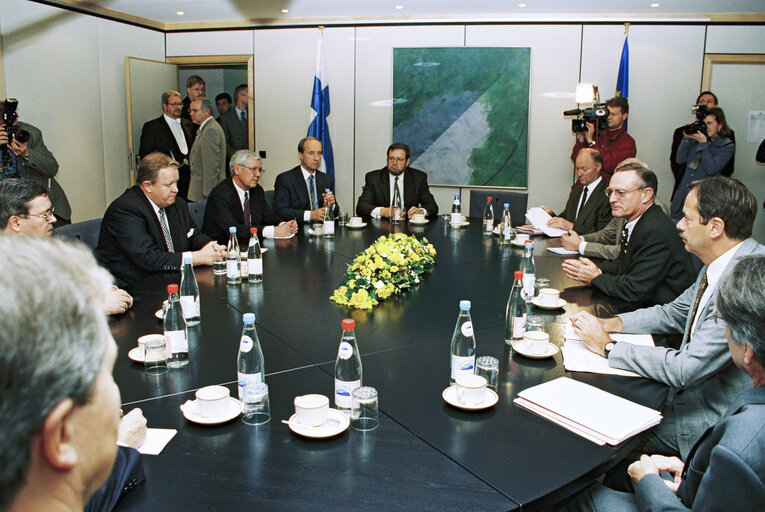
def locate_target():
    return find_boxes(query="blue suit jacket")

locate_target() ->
[272,165,338,223]
[85,446,145,512]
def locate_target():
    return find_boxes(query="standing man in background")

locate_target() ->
[188,97,226,202]
[218,84,249,172]
[181,75,206,121]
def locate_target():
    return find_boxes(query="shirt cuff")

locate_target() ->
[371,207,382,219]
[579,240,587,254]
[303,211,311,222]
[263,226,275,238]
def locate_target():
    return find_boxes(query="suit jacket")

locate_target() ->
[273,165,338,223]
[218,109,248,164]
[355,167,439,218]
[557,179,611,235]
[591,203,696,306]
[202,178,284,244]
[188,118,226,202]
[582,217,623,260]
[138,115,194,162]
[96,186,211,287]
[613,238,764,458]
[85,446,145,512]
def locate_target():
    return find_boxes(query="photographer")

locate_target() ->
[570,96,636,184]
[669,106,734,222]
[0,99,71,225]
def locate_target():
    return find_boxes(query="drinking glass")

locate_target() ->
[351,386,379,431]
[338,212,350,226]
[526,315,545,332]
[534,278,551,298]
[475,356,499,390]
[242,381,271,425]
[144,337,168,375]
[213,257,227,275]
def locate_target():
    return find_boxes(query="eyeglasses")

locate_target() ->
[24,206,55,221]
[605,187,642,198]
[240,165,264,174]
[166,102,183,107]
[388,157,407,163]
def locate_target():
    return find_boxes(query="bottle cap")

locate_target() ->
[250,227,258,234]
[341,318,355,331]
[229,226,236,233]
[324,188,330,193]
[459,300,471,311]
[167,283,179,294]
[525,241,534,248]
[504,202,510,208]
[243,313,255,324]
[487,196,492,201]
[183,256,192,264]
[514,270,523,280]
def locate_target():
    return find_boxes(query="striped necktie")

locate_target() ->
[684,272,708,343]
[308,175,316,210]
[158,208,174,252]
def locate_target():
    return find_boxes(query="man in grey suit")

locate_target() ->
[571,176,763,461]
[188,97,226,202]
[218,84,249,171]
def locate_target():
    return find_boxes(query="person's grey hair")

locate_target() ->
[614,164,658,198]
[716,255,765,364]
[197,97,212,115]
[161,90,181,104]
[229,149,260,174]
[0,178,49,228]
[0,236,114,509]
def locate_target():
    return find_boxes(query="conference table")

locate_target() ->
[111,216,667,511]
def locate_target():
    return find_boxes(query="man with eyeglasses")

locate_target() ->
[138,90,195,200]
[202,150,297,245]
[561,164,695,306]
[356,142,438,220]
[188,97,226,202]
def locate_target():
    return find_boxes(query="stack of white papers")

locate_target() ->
[514,377,662,445]
[562,322,654,377]
[525,207,567,238]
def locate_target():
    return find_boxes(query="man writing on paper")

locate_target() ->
[570,177,763,462]
[563,255,765,511]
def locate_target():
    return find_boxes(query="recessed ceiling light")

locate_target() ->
[518,3,527,7]
[281,9,289,13]
[395,5,404,10]
[650,2,660,7]
[176,11,184,16]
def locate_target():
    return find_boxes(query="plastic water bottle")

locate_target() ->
[164,283,189,368]
[391,183,403,224]
[247,227,263,283]
[520,241,536,299]
[179,256,200,326]
[323,188,335,238]
[450,193,462,224]
[334,319,362,414]
[482,196,494,236]
[498,203,513,245]
[226,226,241,285]
[449,300,476,382]
[505,271,526,344]
[238,313,265,411]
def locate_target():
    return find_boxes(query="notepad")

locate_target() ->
[525,207,567,238]
[562,321,654,377]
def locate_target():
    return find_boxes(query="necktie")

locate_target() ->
[308,175,317,210]
[240,110,247,122]
[158,208,175,252]
[576,186,588,220]
[620,224,629,255]
[392,176,401,206]
[684,272,709,343]
[243,191,251,227]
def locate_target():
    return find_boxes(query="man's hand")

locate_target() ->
[561,230,582,251]
[274,220,298,237]
[321,190,336,205]
[547,217,574,230]
[649,455,685,492]
[309,207,327,222]
[379,206,393,218]
[118,408,148,448]
[103,287,133,315]
[192,241,226,266]
[561,257,602,285]
[628,454,660,485]
[540,205,554,216]
[575,122,596,144]
[570,311,612,356]
[407,206,424,218]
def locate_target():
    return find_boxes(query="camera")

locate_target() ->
[682,104,708,136]
[565,105,610,133]
[1,98,31,146]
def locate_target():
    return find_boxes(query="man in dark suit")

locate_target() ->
[356,142,439,220]
[562,165,696,306]
[544,148,611,235]
[203,149,298,245]
[96,152,225,287]
[180,75,205,121]
[138,90,194,200]
[218,84,249,171]
[273,137,339,224]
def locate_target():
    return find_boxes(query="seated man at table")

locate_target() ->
[273,137,339,224]
[0,178,133,315]
[561,164,696,306]
[544,148,611,235]
[356,142,438,220]
[563,255,765,512]
[203,149,298,244]
[570,176,762,462]
[96,152,225,287]
[0,236,146,512]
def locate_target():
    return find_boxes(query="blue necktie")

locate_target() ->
[308,175,316,210]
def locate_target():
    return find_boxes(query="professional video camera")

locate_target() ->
[682,104,708,136]
[1,98,31,147]
[564,105,610,133]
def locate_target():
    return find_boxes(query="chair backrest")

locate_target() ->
[188,200,206,229]
[263,189,275,210]
[52,218,102,250]
[468,190,529,225]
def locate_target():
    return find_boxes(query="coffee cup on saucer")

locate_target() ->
[195,385,231,418]
[523,331,551,355]
[412,213,426,223]
[514,233,529,244]
[348,217,363,227]
[454,374,487,405]
[294,394,329,426]
[539,288,560,306]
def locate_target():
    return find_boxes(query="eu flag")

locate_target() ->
[616,34,629,129]
[307,32,335,178]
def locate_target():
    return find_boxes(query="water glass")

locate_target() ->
[534,278,551,298]
[338,212,350,226]
[351,386,379,431]
[242,381,271,425]
[526,314,545,332]
[213,257,227,275]
[144,337,168,375]
[475,356,499,390]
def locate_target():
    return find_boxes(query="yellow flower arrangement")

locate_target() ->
[330,234,437,309]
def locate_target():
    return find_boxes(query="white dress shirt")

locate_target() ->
[163,114,188,156]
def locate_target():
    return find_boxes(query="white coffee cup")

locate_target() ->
[515,233,529,244]
[195,385,231,418]
[294,394,329,426]
[137,333,164,359]
[539,288,560,305]
[412,213,426,223]
[455,374,487,405]
[523,331,550,355]
[349,216,363,226]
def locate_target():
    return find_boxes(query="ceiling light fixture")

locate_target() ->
[281,9,289,13]
[176,11,184,16]
[395,5,404,10]
[650,2,660,7]
[518,3,527,7]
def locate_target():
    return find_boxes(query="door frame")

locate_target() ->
[702,53,765,89]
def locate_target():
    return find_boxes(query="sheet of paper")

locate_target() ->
[547,246,579,256]
[562,339,642,377]
[525,207,567,238]
[136,428,177,455]
[564,321,654,346]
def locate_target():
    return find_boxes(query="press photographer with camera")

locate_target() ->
[0,98,71,225]
[669,106,734,222]
[570,96,636,184]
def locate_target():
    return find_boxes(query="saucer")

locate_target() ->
[511,239,530,247]
[450,221,469,228]
[512,340,559,359]
[308,227,324,236]
[346,222,367,229]
[531,297,567,310]
[410,219,429,225]
[128,347,145,363]
[287,408,350,438]
[442,385,499,411]
[180,397,242,425]
[154,309,164,320]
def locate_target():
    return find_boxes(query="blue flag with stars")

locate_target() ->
[307,32,335,178]
[616,33,629,130]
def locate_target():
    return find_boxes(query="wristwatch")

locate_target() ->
[604,341,616,357]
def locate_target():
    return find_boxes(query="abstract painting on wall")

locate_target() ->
[393,47,530,188]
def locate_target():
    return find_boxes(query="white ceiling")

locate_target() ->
[44,0,765,28]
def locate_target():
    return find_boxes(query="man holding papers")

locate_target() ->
[564,255,765,511]
[570,177,763,461]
